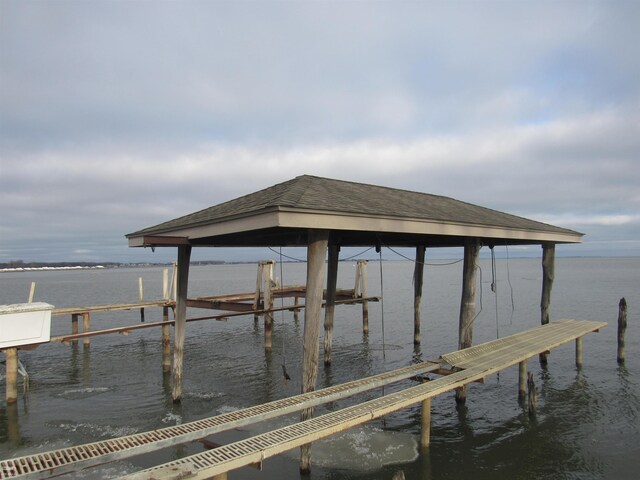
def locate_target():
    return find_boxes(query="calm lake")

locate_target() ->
[1,256,638,479]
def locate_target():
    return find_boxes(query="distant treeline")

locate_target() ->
[1,260,121,269]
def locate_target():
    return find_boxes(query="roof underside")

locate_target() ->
[127,175,583,248]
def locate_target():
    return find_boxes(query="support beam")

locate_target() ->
[162,306,171,373]
[413,245,426,345]
[71,314,79,346]
[456,239,480,404]
[420,397,432,448]
[324,243,339,366]
[357,260,369,334]
[518,361,527,401]
[5,347,18,404]
[540,243,555,365]
[617,297,627,364]
[172,244,192,403]
[300,229,329,474]
[575,337,583,368]
[262,261,275,351]
[82,312,91,348]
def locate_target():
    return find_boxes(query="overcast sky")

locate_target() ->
[1,0,638,264]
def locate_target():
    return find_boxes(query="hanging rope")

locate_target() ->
[491,246,500,340]
[278,248,291,381]
[382,244,463,266]
[378,244,386,361]
[504,243,515,324]
[268,247,304,263]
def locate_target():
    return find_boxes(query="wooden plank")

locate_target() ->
[2,360,442,479]
[122,320,607,480]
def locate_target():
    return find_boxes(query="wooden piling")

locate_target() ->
[172,244,192,403]
[618,297,627,364]
[300,229,329,474]
[356,260,369,334]
[262,261,274,351]
[162,306,171,372]
[324,244,339,366]
[420,397,432,448]
[5,348,18,404]
[71,313,80,346]
[28,282,36,303]
[540,243,555,365]
[456,239,480,404]
[139,277,145,322]
[253,263,263,325]
[527,372,537,417]
[518,360,527,401]
[413,245,426,345]
[82,312,91,348]
[575,336,583,368]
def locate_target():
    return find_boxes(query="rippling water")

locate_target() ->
[1,257,638,479]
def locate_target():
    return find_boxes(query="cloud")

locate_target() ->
[1,0,638,261]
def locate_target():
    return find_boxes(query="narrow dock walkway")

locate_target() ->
[0,320,606,480]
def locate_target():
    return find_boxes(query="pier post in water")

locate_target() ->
[71,313,80,346]
[262,260,275,351]
[413,245,426,345]
[162,269,171,372]
[82,312,91,348]
[4,347,18,404]
[323,243,339,366]
[575,336,583,368]
[618,297,627,364]
[518,360,527,401]
[356,260,369,334]
[300,229,329,474]
[527,372,537,417]
[172,244,192,403]
[540,242,555,365]
[456,239,480,404]
[139,277,145,322]
[421,397,432,448]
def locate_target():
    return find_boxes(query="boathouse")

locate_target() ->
[126,174,582,471]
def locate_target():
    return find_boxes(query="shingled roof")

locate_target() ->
[127,175,582,248]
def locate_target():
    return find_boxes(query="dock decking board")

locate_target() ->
[0,320,606,480]
[121,320,606,480]
[0,361,441,479]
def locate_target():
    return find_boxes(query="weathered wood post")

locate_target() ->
[253,262,263,325]
[262,260,275,351]
[575,337,583,368]
[618,297,627,364]
[324,243,339,366]
[82,312,91,348]
[421,397,432,448]
[540,242,555,365]
[172,244,192,403]
[456,239,480,404]
[71,313,80,346]
[300,229,329,474]
[413,245,426,345]
[518,360,527,401]
[139,277,145,322]
[28,282,36,303]
[162,268,171,372]
[356,260,369,334]
[4,348,18,404]
[527,372,537,417]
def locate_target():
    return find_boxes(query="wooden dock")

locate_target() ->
[0,319,606,480]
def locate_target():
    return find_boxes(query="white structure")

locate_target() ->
[0,302,54,349]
